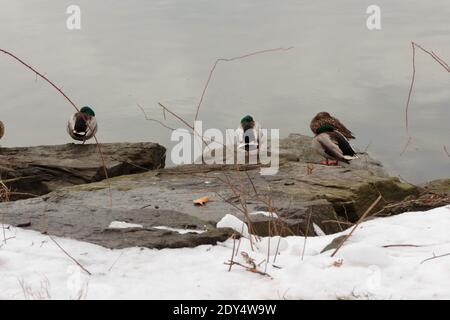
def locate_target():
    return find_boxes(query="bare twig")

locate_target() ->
[228,234,237,272]
[158,102,194,131]
[157,102,215,154]
[301,207,312,261]
[400,136,413,156]
[108,252,124,272]
[194,46,294,121]
[19,276,51,300]
[331,195,382,257]
[137,103,178,132]
[272,236,282,264]
[0,181,11,243]
[405,42,417,138]
[224,261,272,279]
[420,252,450,264]
[382,244,423,248]
[49,236,92,276]
[0,48,112,206]
[403,42,450,155]
[444,146,450,159]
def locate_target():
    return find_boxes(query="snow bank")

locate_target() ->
[0,205,449,299]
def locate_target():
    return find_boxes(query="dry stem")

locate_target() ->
[0,48,112,207]
[330,195,382,257]
[49,235,92,276]
[194,46,294,121]
[403,42,450,155]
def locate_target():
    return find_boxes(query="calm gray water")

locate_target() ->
[0,0,449,183]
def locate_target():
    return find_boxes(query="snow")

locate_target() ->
[313,223,326,236]
[107,222,206,234]
[108,221,143,229]
[0,205,449,300]
[249,211,279,218]
[152,226,206,234]
[216,214,250,238]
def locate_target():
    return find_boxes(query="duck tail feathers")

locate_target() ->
[343,155,358,161]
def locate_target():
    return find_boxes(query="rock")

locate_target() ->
[0,142,166,200]
[0,197,233,249]
[246,200,347,237]
[373,179,449,216]
[421,179,450,196]
[280,133,323,163]
[0,134,424,249]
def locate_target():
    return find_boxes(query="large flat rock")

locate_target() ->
[0,134,426,249]
[0,142,166,200]
[0,198,233,249]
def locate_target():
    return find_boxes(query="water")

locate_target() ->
[0,0,449,183]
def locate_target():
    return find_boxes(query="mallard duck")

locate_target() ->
[0,120,4,140]
[67,106,98,143]
[310,112,355,140]
[238,115,262,151]
[311,124,357,165]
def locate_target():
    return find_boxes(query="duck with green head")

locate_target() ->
[310,111,355,139]
[310,112,357,165]
[67,106,98,143]
[239,115,260,151]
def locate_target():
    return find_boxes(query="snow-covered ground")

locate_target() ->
[1,205,449,300]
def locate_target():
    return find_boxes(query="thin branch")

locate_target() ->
[273,236,282,264]
[157,102,215,151]
[108,252,124,272]
[137,103,178,132]
[444,146,450,159]
[49,236,92,276]
[403,42,450,155]
[194,46,294,121]
[158,102,194,131]
[301,208,312,261]
[0,48,112,206]
[405,42,417,137]
[228,234,237,272]
[0,49,79,111]
[0,180,11,243]
[331,195,382,257]
[420,252,450,264]
[382,244,423,248]
[224,261,272,279]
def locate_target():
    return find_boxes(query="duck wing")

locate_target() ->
[84,116,98,139]
[314,132,356,163]
[67,114,85,141]
[328,131,356,157]
[328,117,355,139]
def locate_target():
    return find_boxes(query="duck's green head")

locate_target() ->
[241,115,254,130]
[316,123,334,134]
[241,115,254,124]
[80,106,95,117]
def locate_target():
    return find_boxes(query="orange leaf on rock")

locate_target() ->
[193,196,209,206]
